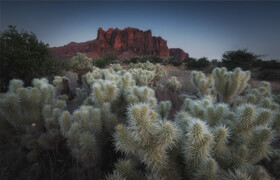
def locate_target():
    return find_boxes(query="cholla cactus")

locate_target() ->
[129,68,155,86]
[110,63,123,71]
[105,171,125,180]
[59,105,103,168]
[232,104,272,138]
[194,158,218,180]
[174,111,192,133]
[0,78,58,127]
[222,169,251,180]
[212,125,230,159]
[158,101,171,120]
[191,71,213,97]
[233,81,279,110]
[91,80,119,105]
[2,64,280,179]
[124,86,157,109]
[175,75,278,179]
[76,87,87,100]
[0,78,67,162]
[129,61,167,85]
[82,66,103,88]
[152,63,168,83]
[71,53,93,72]
[182,118,213,171]
[259,97,279,111]
[114,103,181,172]
[105,159,143,180]
[167,76,182,92]
[271,112,280,133]
[181,95,214,119]
[53,76,69,91]
[119,72,135,89]
[213,67,251,103]
[70,53,93,84]
[246,127,272,164]
[8,79,24,93]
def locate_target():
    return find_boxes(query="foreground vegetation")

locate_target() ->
[0,60,280,179]
[1,26,280,179]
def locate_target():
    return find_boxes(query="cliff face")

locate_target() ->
[170,48,189,60]
[51,27,189,60]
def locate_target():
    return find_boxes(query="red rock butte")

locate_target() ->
[51,27,189,60]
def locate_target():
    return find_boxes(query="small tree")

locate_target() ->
[168,57,182,66]
[186,57,210,69]
[70,53,93,85]
[94,52,117,68]
[0,25,65,91]
[222,49,259,70]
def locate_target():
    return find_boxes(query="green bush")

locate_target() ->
[147,56,163,63]
[95,58,109,68]
[124,56,163,64]
[0,25,65,92]
[222,49,259,70]
[168,57,182,66]
[94,53,117,68]
[260,60,280,70]
[258,69,280,81]
[186,57,210,69]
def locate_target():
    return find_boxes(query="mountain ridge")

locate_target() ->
[51,27,189,60]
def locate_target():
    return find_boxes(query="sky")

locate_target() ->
[1,1,280,60]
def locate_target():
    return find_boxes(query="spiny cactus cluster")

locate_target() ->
[59,105,108,168]
[191,71,213,97]
[174,73,280,179]
[111,103,181,179]
[1,64,279,180]
[129,61,167,85]
[0,78,67,161]
[129,68,155,86]
[167,76,182,92]
[213,67,251,103]
[110,63,123,71]
[70,53,93,74]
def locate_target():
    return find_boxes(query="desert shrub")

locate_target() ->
[95,58,109,68]
[168,57,182,66]
[186,57,210,69]
[126,56,163,64]
[129,56,141,63]
[122,58,131,64]
[0,25,65,92]
[147,56,163,63]
[258,69,280,81]
[222,49,259,70]
[94,53,117,68]
[260,60,280,70]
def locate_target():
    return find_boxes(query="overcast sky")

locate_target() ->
[1,1,280,60]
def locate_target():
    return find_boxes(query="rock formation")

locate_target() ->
[51,27,189,60]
